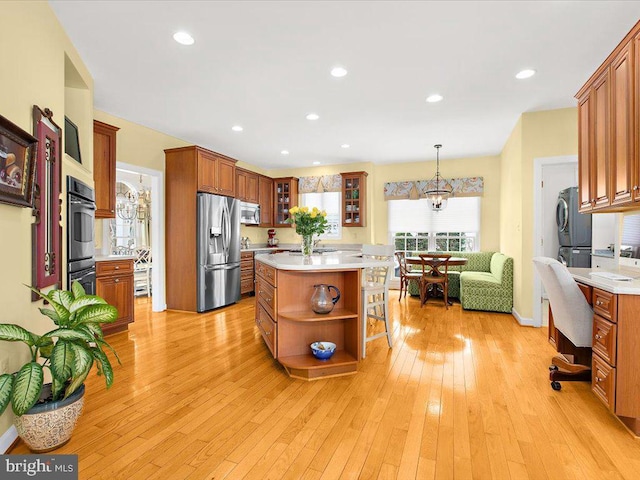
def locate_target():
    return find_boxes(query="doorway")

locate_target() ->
[532,155,578,327]
[106,162,165,312]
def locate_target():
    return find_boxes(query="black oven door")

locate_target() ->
[68,194,96,262]
[68,265,96,296]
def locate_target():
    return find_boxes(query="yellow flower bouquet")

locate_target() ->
[287,206,329,255]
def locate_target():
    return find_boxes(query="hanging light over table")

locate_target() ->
[425,144,452,211]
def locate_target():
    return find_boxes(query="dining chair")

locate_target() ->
[134,246,152,297]
[418,253,451,309]
[361,244,394,358]
[395,251,422,301]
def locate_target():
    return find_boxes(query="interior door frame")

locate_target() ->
[115,161,166,312]
[532,155,578,327]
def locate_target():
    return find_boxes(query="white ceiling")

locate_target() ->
[50,1,640,169]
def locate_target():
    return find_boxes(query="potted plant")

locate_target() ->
[0,281,119,452]
[286,206,329,256]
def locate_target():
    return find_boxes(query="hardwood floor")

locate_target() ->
[11,295,640,479]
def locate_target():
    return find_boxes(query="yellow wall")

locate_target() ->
[500,108,578,319]
[0,1,93,438]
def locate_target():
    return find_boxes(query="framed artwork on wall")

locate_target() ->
[0,113,37,207]
[32,106,62,295]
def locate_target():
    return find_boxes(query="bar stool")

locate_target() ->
[361,244,394,359]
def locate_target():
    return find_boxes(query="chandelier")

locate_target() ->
[116,183,138,221]
[425,144,452,211]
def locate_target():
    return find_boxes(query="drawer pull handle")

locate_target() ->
[596,300,602,306]
[594,334,602,340]
[595,376,602,383]
[265,330,271,336]
[115,266,120,270]
[115,279,119,283]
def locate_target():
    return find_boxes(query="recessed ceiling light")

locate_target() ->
[306,113,319,121]
[341,144,350,149]
[173,31,195,46]
[231,125,243,132]
[426,94,443,103]
[331,66,348,78]
[515,69,536,79]
[281,150,289,155]
[312,161,321,165]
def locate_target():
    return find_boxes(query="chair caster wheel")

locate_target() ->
[551,381,562,391]
[549,365,559,372]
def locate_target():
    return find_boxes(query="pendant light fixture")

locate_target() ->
[425,144,452,211]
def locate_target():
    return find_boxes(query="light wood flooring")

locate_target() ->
[11,295,640,479]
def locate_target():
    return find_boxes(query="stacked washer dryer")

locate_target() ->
[556,186,592,267]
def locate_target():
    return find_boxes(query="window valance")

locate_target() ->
[299,174,342,193]
[383,177,483,200]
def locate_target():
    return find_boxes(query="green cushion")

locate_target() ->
[459,253,513,313]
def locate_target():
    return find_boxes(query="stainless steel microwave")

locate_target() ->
[240,201,260,225]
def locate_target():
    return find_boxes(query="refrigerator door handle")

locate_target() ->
[203,263,240,271]
[222,201,230,261]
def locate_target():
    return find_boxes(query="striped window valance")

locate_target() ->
[299,174,342,193]
[383,177,484,200]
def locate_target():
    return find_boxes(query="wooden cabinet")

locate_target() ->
[93,120,119,218]
[196,148,236,196]
[576,20,640,212]
[165,145,238,311]
[341,172,367,227]
[589,287,640,434]
[273,177,298,226]
[255,260,361,380]
[96,258,134,335]
[240,251,254,295]
[236,168,259,203]
[259,175,274,227]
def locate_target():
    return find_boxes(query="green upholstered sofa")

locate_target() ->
[406,251,513,313]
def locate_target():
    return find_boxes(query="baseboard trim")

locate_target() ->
[0,426,18,453]
[512,308,539,327]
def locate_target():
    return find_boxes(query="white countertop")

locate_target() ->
[95,254,136,261]
[569,267,640,294]
[255,251,392,271]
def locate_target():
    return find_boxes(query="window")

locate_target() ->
[388,197,480,254]
[300,192,342,239]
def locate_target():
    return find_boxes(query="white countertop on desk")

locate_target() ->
[568,267,640,294]
[255,251,390,271]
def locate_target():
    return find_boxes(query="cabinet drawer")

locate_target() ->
[96,259,134,276]
[241,277,254,295]
[592,354,616,411]
[255,261,276,286]
[593,288,617,322]
[241,262,254,274]
[241,251,254,260]
[593,315,617,366]
[256,276,276,318]
[256,303,276,357]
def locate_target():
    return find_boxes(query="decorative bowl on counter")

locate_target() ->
[310,341,336,360]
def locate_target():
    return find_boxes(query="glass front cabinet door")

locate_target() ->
[341,171,367,227]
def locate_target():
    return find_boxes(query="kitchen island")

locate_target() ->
[254,251,390,380]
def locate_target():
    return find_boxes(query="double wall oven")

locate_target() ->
[67,176,96,295]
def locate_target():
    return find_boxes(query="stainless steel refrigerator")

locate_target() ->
[197,193,241,312]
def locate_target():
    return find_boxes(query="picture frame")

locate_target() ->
[0,113,37,207]
[32,106,62,296]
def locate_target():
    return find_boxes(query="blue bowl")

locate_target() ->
[310,341,336,360]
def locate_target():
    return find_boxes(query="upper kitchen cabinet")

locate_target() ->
[259,175,274,227]
[273,177,298,226]
[93,120,119,218]
[196,148,236,196]
[341,171,367,227]
[576,20,640,212]
[236,167,259,203]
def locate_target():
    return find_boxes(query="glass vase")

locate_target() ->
[301,234,314,256]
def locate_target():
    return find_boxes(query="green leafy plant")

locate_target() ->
[0,282,119,416]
